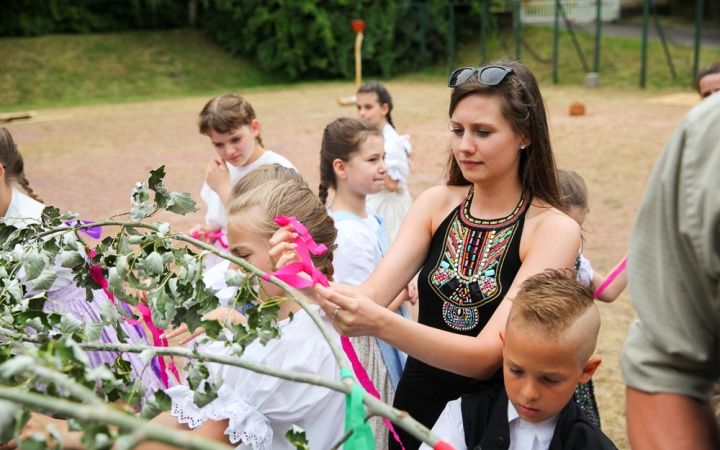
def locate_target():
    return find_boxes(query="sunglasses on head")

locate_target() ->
[447,65,514,88]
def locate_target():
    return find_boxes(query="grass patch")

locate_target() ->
[402,24,720,91]
[0,29,275,111]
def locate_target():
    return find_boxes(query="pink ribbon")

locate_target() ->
[65,220,102,239]
[594,257,627,299]
[262,216,405,449]
[88,250,179,388]
[191,230,228,249]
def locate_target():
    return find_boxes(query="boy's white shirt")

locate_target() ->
[200,150,296,229]
[420,398,560,450]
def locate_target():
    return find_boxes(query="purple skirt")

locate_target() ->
[44,284,169,401]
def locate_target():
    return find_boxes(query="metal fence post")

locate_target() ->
[515,0,521,60]
[553,0,560,84]
[594,0,602,73]
[449,2,456,72]
[481,1,488,64]
[693,0,704,85]
[640,0,649,88]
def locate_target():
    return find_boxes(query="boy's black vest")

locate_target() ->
[461,388,617,450]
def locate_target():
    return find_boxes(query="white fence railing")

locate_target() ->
[520,0,621,24]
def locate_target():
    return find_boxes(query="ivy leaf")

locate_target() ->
[117,234,132,255]
[3,278,23,302]
[285,425,311,450]
[130,204,153,221]
[166,191,198,215]
[224,269,247,287]
[148,286,176,329]
[31,269,58,291]
[200,319,223,340]
[139,391,172,420]
[0,354,35,378]
[60,251,85,269]
[84,322,104,342]
[22,250,46,281]
[144,252,164,275]
[0,400,19,443]
[60,314,83,334]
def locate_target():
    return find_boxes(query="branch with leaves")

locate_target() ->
[0,166,448,449]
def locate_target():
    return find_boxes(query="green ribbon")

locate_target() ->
[341,367,376,450]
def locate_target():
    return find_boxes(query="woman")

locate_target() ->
[304,61,581,449]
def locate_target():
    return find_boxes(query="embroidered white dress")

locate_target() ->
[366,123,414,245]
[166,305,346,450]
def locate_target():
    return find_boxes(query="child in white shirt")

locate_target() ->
[190,93,296,266]
[422,270,616,450]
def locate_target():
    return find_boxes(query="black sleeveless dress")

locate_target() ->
[390,187,530,450]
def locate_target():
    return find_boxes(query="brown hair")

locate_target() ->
[198,93,263,146]
[558,168,588,212]
[228,179,337,280]
[357,81,395,128]
[230,164,306,200]
[318,117,382,205]
[509,269,600,362]
[696,61,720,93]
[0,128,43,203]
[445,60,563,212]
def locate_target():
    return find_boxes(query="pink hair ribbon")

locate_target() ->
[262,216,407,449]
[88,250,179,388]
[191,230,228,249]
[594,256,627,299]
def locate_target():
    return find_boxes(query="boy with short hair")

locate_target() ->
[421,269,617,450]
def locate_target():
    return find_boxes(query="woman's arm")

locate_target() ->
[317,209,581,379]
[594,255,628,302]
[357,186,461,306]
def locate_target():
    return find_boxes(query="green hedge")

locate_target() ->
[0,0,187,36]
[197,0,457,80]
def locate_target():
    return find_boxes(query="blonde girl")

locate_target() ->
[141,178,346,450]
[190,93,296,254]
[356,81,414,245]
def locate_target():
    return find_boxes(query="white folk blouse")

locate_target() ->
[166,305,347,450]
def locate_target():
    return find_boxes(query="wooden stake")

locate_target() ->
[355,31,364,89]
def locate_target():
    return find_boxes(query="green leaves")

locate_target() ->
[131,165,198,221]
[30,269,57,291]
[139,390,172,420]
[285,425,311,450]
[22,250,46,281]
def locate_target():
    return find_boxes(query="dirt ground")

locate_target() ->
[5,81,694,449]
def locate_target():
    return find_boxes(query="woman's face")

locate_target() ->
[227,207,284,300]
[449,94,527,185]
[356,92,388,129]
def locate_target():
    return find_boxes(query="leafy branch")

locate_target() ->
[0,166,449,449]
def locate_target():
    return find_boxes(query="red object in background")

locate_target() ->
[351,19,365,33]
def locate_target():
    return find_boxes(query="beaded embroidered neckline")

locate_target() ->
[460,187,530,228]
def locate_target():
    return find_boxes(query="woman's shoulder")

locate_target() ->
[415,185,468,213]
[523,200,581,246]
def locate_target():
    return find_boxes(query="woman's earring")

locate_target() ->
[520,144,526,150]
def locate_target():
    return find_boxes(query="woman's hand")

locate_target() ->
[268,225,300,271]
[161,308,246,345]
[314,284,389,337]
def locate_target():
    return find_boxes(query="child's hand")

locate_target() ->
[189,224,221,244]
[268,225,301,271]
[407,278,419,305]
[205,159,231,205]
[161,308,246,345]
